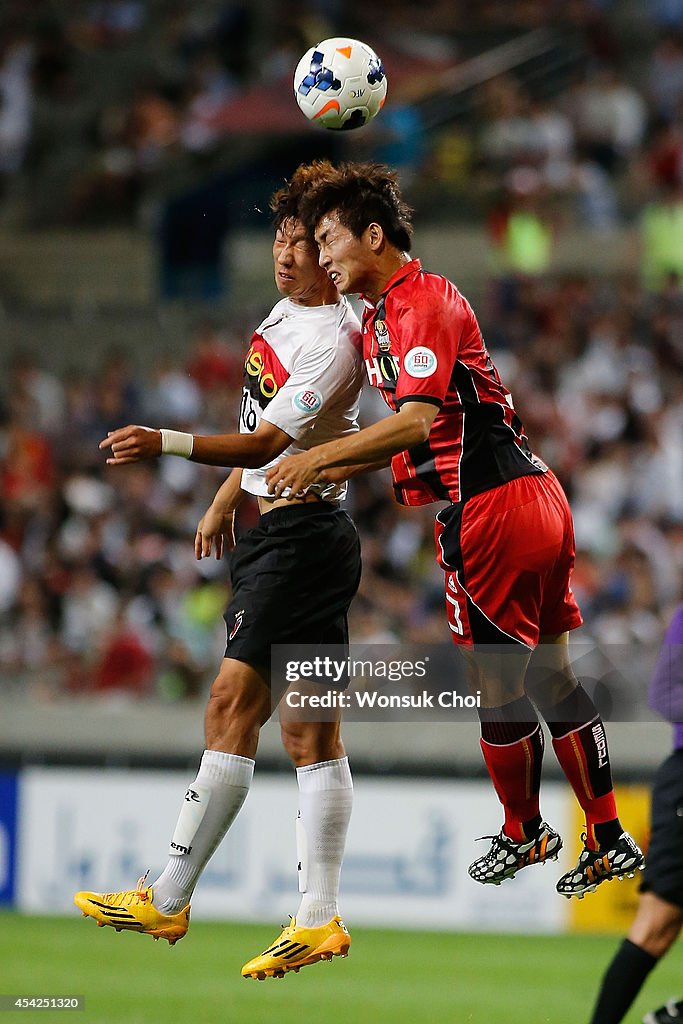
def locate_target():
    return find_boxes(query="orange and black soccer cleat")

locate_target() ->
[468,821,563,885]
[556,831,644,899]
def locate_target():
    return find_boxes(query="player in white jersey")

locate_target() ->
[74,167,364,980]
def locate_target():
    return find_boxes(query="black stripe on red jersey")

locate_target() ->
[396,394,444,408]
[394,394,448,502]
[395,436,449,503]
[451,360,544,501]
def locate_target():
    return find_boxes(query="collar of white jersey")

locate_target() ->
[283,296,347,315]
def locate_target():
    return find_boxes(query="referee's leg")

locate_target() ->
[588,893,683,1024]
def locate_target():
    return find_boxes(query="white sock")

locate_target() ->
[152,749,254,914]
[295,757,353,928]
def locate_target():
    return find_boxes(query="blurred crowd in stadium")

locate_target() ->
[1,0,682,700]
[1,0,683,236]
[1,274,681,700]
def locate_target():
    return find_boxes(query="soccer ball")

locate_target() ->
[293,37,387,131]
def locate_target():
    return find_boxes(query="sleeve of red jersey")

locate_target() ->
[393,289,465,408]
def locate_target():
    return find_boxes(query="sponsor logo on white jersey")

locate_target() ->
[245,343,280,399]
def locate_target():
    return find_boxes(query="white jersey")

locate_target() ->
[240,295,363,502]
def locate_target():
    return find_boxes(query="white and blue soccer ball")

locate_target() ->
[293,37,387,131]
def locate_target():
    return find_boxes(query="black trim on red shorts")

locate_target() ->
[436,502,529,649]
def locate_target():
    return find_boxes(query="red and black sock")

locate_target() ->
[540,684,621,850]
[478,695,544,843]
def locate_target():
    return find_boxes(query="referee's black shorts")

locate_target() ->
[641,749,683,909]
[223,502,361,673]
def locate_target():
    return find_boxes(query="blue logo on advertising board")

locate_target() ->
[0,773,18,905]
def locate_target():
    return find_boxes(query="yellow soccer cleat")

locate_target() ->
[241,915,351,980]
[74,874,190,945]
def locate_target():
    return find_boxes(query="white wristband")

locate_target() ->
[160,428,194,458]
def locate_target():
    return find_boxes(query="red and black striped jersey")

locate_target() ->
[361,259,545,506]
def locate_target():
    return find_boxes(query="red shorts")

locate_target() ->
[434,470,583,648]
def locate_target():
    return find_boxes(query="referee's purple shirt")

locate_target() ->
[648,603,683,750]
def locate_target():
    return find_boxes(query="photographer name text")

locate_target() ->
[285,688,481,710]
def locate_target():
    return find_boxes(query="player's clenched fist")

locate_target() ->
[99,425,162,465]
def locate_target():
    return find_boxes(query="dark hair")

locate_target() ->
[297,160,413,251]
[269,163,332,236]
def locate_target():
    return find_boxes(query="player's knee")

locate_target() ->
[527,633,578,708]
[205,667,270,738]
[630,901,683,957]
[636,924,681,958]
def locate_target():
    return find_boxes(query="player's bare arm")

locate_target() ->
[321,458,392,485]
[100,419,293,469]
[195,467,246,560]
[266,400,439,498]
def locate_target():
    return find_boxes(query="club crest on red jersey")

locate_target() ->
[374,318,392,352]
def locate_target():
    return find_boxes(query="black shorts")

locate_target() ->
[641,749,683,908]
[223,502,361,671]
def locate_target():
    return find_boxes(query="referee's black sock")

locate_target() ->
[588,938,658,1024]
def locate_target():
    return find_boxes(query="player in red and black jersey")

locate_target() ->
[267,159,644,898]
[361,261,544,508]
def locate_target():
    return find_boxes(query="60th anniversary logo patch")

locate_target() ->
[404,346,437,378]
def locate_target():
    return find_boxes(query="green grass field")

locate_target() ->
[1,914,681,1024]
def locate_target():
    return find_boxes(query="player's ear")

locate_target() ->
[366,222,384,251]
